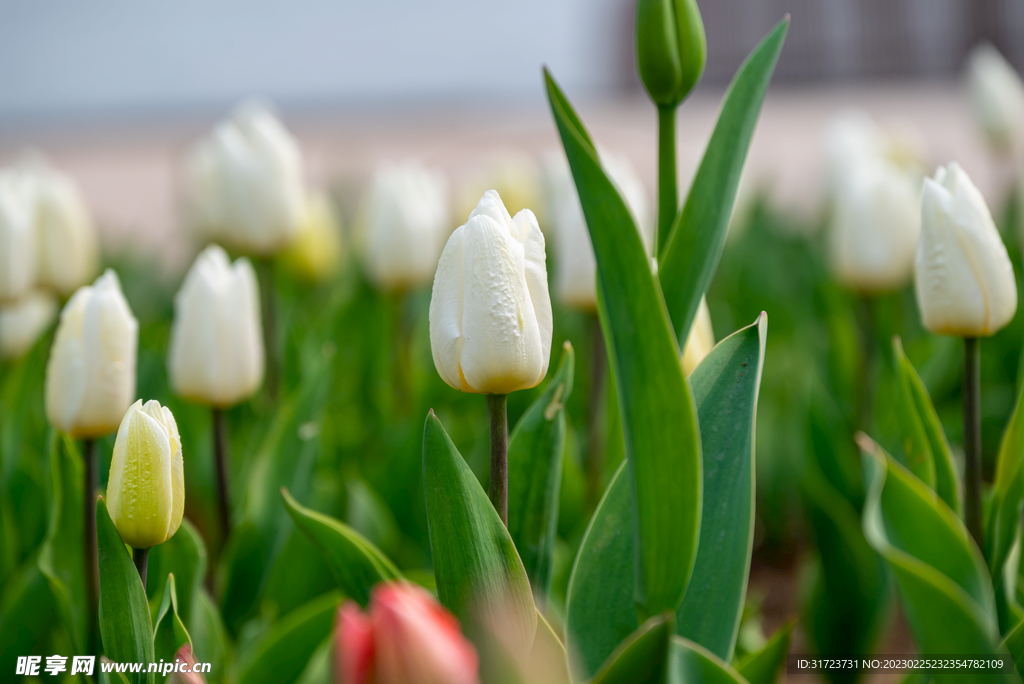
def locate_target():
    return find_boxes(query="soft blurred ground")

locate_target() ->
[0,81,1006,278]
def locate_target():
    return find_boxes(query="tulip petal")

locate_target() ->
[337,603,375,684]
[429,225,468,391]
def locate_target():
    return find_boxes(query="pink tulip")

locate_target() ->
[335,583,480,684]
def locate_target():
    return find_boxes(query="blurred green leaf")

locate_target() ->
[508,341,575,596]
[281,487,400,607]
[147,519,205,629]
[859,436,1012,675]
[96,497,154,684]
[153,574,192,665]
[37,432,87,652]
[529,611,572,684]
[657,18,788,346]
[234,592,340,684]
[546,67,701,621]
[892,337,938,489]
[677,314,767,661]
[189,588,228,680]
[669,636,750,684]
[1002,615,1024,678]
[735,620,794,684]
[295,636,332,684]
[422,411,536,650]
[591,613,674,684]
[0,558,57,675]
[989,378,1024,634]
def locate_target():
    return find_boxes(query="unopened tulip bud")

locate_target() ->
[682,297,714,374]
[282,193,344,283]
[360,161,449,291]
[429,190,552,395]
[335,583,479,684]
[186,102,306,256]
[169,245,264,407]
[830,159,921,292]
[19,157,98,296]
[0,290,57,360]
[0,172,36,301]
[915,163,1017,336]
[45,270,138,439]
[106,399,184,549]
[966,43,1024,153]
[636,0,706,107]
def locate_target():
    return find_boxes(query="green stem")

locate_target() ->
[212,407,232,542]
[487,394,509,526]
[82,438,99,653]
[656,104,678,258]
[132,547,149,591]
[963,337,983,548]
[259,258,279,401]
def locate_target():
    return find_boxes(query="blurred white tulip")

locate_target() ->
[830,158,921,292]
[966,43,1024,154]
[106,399,184,549]
[45,269,138,439]
[429,190,552,395]
[18,157,98,296]
[169,244,264,407]
[0,290,58,360]
[543,151,651,310]
[915,163,1017,337]
[0,172,36,301]
[823,110,888,193]
[681,297,715,375]
[360,160,449,291]
[186,102,306,256]
[282,193,344,283]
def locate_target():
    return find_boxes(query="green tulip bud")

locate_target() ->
[636,0,706,107]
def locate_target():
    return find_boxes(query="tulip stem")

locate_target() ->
[487,393,509,526]
[212,407,232,541]
[82,438,99,654]
[963,336,984,548]
[259,258,280,401]
[656,104,678,258]
[132,547,149,591]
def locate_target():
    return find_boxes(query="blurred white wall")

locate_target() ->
[0,0,632,125]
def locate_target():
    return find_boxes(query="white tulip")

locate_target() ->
[186,103,306,256]
[360,160,449,291]
[169,245,263,407]
[0,290,58,360]
[823,110,887,193]
[915,163,1017,337]
[829,158,921,292]
[543,151,652,310]
[0,172,36,301]
[45,270,138,439]
[682,297,715,375]
[429,190,552,395]
[18,158,98,296]
[966,43,1024,153]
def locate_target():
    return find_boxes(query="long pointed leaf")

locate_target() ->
[892,337,937,488]
[670,636,750,684]
[989,379,1024,634]
[658,18,789,345]
[546,66,701,621]
[591,613,675,684]
[153,574,192,664]
[736,621,794,684]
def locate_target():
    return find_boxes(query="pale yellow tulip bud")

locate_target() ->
[106,399,184,549]
[0,171,36,302]
[169,244,264,407]
[281,193,344,283]
[45,270,138,439]
[682,297,714,375]
[186,102,306,256]
[429,190,553,395]
[0,290,57,360]
[915,163,1017,337]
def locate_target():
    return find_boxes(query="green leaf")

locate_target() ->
[529,611,572,684]
[892,337,938,488]
[37,432,87,652]
[859,435,1012,672]
[281,487,401,607]
[0,558,58,675]
[989,378,1024,634]
[295,636,333,684]
[234,592,341,684]
[189,588,228,679]
[669,636,750,684]
[676,314,767,661]
[146,519,206,629]
[657,18,789,345]
[566,317,768,677]
[508,341,575,596]
[422,411,536,652]
[546,66,702,620]
[153,574,192,665]
[735,620,794,684]
[591,613,675,684]
[1002,616,1024,678]
[96,496,155,684]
